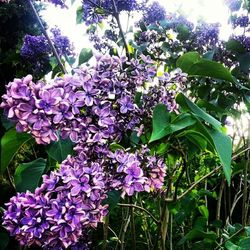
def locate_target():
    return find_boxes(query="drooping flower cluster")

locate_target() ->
[194,22,220,49]
[42,0,67,8]
[20,28,74,73]
[1,55,168,145]
[232,15,249,28]
[3,149,108,249]
[82,0,144,25]
[50,27,75,57]
[109,147,166,197]
[225,0,241,12]
[140,1,166,25]
[20,35,51,73]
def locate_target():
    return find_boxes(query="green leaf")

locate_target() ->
[46,137,75,163]
[238,53,250,73]
[198,205,209,219]
[109,143,125,152]
[179,130,208,150]
[209,129,232,183]
[103,190,121,211]
[76,6,83,24]
[0,232,9,250]
[239,237,250,249]
[225,241,242,250]
[78,48,93,65]
[202,49,215,61]
[176,93,222,131]
[177,52,234,82]
[177,52,201,72]
[149,104,170,142]
[226,39,246,54]
[1,128,32,174]
[188,119,232,183]
[176,24,190,41]
[178,229,217,245]
[14,158,46,192]
[150,109,196,143]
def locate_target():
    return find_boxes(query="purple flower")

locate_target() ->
[118,95,134,113]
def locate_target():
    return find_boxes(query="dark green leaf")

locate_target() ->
[177,52,234,82]
[78,48,93,65]
[149,104,170,142]
[238,53,250,73]
[46,137,75,163]
[176,93,222,131]
[177,52,201,72]
[1,128,32,174]
[239,237,250,249]
[209,129,232,183]
[150,110,196,143]
[176,24,190,41]
[14,158,46,192]
[103,190,121,211]
[109,143,125,152]
[226,39,246,54]
[0,232,9,250]
[178,229,217,245]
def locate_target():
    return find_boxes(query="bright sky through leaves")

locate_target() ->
[42,0,232,54]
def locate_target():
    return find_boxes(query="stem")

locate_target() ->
[216,178,225,236]
[120,214,130,250]
[27,0,67,74]
[102,215,109,250]
[242,118,250,226]
[118,203,159,224]
[169,214,173,250]
[129,197,136,250]
[166,146,250,202]
[215,227,245,250]
[6,167,16,191]
[111,0,131,60]
[174,157,187,201]
[166,165,221,202]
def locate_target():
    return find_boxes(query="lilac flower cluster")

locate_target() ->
[20,35,51,72]
[109,147,166,197]
[232,15,249,28]
[43,0,67,8]
[141,68,187,116]
[194,22,220,49]
[20,29,74,73]
[82,0,143,25]
[51,27,75,57]
[141,1,166,25]
[1,55,163,144]
[3,150,108,249]
[225,0,241,12]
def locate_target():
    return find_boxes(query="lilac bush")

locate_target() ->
[0,52,187,248]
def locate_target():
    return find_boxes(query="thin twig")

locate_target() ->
[129,197,136,250]
[28,0,67,74]
[6,167,16,191]
[215,227,245,250]
[117,203,159,224]
[166,146,250,202]
[166,166,221,202]
[111,0,131,60]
